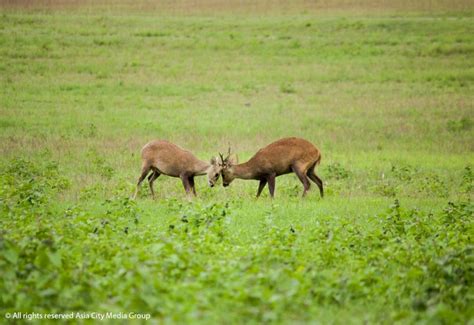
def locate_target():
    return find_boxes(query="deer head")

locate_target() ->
[219,147,238,187]
[207,156,222,187]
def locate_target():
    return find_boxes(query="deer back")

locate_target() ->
[246,137,320,175]
[141,140,206,176]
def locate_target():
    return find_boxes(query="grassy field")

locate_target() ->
[1,2,473,323]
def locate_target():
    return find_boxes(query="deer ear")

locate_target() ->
[228,154,238,166]
[210,156,218,165]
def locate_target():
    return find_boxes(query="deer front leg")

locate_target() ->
[256,179,267,198]
[189,176,197,196]
[180,174,192,195]
[267,173,276,198]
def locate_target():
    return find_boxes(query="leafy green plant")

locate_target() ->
[373,180,398,197]
[460,166,473,194]
[0,158,69,211]
[418,173,448,198]
[391,163,418,181]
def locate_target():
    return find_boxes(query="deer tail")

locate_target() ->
[315,153,322,166]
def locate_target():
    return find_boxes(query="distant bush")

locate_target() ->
[86,150,115,180]
[372,163,456,198]
[324,163,351,180]
[279,83,296,94]
[447,117,472,133]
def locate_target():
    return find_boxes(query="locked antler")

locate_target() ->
[218,152,225,165]
[218,146,232,167]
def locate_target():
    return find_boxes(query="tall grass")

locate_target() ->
[1,0,473,14]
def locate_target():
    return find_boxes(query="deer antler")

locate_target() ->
[218,152,225,165]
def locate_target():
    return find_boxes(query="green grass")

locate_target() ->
[0,7,473,324]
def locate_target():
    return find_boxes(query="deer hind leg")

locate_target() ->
[307,164,324,198]
[133,164,152,199]
[148,169,161,199]
[292,165,311,197]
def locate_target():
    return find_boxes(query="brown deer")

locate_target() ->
[133,140,221,199]
[219,137,323,198]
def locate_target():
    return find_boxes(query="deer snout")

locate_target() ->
[223,183,229,187]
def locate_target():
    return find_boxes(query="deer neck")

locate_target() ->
[194,160,210,176]
[233,162,256,180]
